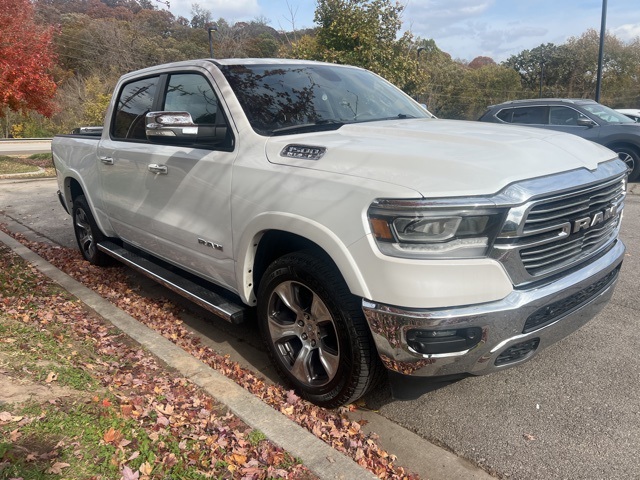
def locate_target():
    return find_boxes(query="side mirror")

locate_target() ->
[577,117,597,128]
[145,111,227,145]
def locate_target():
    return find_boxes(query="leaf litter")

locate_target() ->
[0,225,418,479]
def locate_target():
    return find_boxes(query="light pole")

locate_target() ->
[539,60,545,98]
[417,46,426,74]
[415,47,426,102]
[208,26,218,58]
[595,0,607,102]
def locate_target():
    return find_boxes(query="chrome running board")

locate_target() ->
[98,240,247,324]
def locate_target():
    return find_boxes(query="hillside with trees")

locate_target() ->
[1,0,639,137]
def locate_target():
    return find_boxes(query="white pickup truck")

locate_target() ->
[53,59,627,407]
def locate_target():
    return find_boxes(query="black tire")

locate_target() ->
[612,146,640,182]
[257,251,383,408]
[72,195,110,266]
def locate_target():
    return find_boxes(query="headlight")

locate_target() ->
[368,199,506,259]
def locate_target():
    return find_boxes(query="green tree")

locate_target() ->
[562,29,640,104]
[459,65,522,119]
[289,0,421,93]
[502,30,640,103]
[502,43,565,95]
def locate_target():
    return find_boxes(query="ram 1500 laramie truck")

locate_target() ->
[52,59,627,407]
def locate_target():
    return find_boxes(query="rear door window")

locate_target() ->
[498,106,548,125]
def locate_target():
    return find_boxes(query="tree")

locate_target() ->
[502,43,563,94]
[0,0,57,117]
[459,64,521,119]
[502,30,640,103]
[468,56,496,69]
[190,3,213,29]
[289,0,421,93]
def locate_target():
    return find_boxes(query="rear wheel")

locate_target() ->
[257,251,383,408]
[72,195,110,266]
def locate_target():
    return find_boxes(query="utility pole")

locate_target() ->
[595,0,607,102]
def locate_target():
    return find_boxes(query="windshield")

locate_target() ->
[220,63,431,135]
[581,103,635,124]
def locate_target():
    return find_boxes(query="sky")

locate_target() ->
[163,0,640,62]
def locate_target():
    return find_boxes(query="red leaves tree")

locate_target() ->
[468,56,497,69]
[0,0,57,117]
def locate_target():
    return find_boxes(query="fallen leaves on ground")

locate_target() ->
[0,225,418,479]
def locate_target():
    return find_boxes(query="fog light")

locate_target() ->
[495,338,540,366]
[406,327,482,355]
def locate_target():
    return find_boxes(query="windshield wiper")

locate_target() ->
[271,120,344,136]
[363,114,418,122]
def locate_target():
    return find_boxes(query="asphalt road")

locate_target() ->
[1,173,638,479]
[0,139,52,156]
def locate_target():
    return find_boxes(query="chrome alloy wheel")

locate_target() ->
[266,280,340,387]
[74,207,96,260]
[618,151,635,172]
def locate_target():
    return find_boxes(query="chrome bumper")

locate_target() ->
[362,240,625,377]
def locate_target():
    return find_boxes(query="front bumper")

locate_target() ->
[363,239,625,377]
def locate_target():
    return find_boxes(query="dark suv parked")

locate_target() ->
[478,98,640,180]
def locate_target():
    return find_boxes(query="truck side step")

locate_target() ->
[97,240,248,324]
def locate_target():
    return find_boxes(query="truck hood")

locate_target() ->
[264,118,616,197]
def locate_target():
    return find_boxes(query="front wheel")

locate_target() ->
[72,195,110,266]
[257,251,382,408]
[612,146,640,181]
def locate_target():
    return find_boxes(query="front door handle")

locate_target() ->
[100,156,114,165]
[148,164,168,175]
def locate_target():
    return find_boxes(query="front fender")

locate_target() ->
[234,212,371,305]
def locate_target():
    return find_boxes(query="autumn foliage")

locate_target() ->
[0,0,57,117]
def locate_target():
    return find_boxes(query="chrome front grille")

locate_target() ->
[490,160,627,286]
[520,220,617,274]
[524,176,624,226]
[519,178,624,276]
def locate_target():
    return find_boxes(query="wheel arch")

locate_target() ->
[60,175,84,214]
[234,214,371,306]
[61,173,116,237]
[605,140,640,154]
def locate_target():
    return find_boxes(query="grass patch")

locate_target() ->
[248,429,267,446]
[29,153,53,162]
[0,318,99,392]
[0,155,39,175]
[0,153,54,177]
[0,397,183,480]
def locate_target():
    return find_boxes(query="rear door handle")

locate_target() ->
[100,156,114,165]
[148,164,168,175]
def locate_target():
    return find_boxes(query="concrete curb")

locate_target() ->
[0,229,377,480]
